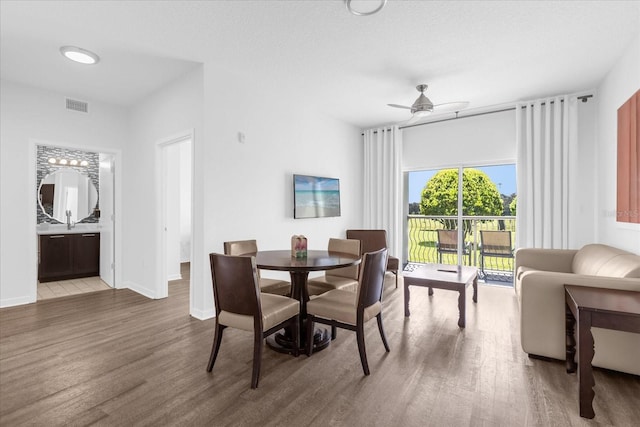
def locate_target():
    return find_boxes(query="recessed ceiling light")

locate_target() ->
[60,46,100,65]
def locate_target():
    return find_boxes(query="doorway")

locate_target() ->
[33,141,121,301]
[157,132,193,299]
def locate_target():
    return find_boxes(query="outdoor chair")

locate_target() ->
[479,230,514,278]
[207,253,300,389]
[436,230,471,265]
[224,239,291,296]
[306,248,390,375]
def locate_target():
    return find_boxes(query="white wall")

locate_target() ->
[165,142,182,281]
[179,141,192,263]
[197,66,363,318]
[595,32,640,254]
[0,79,127,307]
[125,67,204,301]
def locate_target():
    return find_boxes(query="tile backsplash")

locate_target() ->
[36,145,100,224]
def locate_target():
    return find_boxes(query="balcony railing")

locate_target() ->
[407,215,516,284]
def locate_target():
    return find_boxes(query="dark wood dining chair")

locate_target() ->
[207,253,300,389]
[307,238,361,296]
[224,239,291,296]
[306,248,390,375]
[346,229,400,288]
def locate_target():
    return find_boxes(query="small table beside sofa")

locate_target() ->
[514,243,640,376]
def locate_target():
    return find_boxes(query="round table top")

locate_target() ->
[255,250,361,272]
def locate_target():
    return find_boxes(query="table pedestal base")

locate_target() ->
[266,324,330,354]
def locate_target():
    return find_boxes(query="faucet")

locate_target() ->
[65,210,75,230]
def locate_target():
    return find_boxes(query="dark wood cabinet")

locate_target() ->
[38,233,100,282]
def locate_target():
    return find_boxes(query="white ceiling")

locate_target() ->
[1,1,639,129]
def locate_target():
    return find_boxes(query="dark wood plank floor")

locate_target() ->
[1,266,638,426]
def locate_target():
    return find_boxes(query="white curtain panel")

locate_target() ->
[363,126,403,258]
[516,96,579,249]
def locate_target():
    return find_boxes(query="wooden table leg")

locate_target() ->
[565,304,577,373]
[577,310,596,419]
[404,282,411,317]
[457,287,466,328]
[472,276,478,303]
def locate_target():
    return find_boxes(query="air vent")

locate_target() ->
[65,98,89,113]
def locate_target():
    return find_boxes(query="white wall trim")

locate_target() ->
[190,307,215,320]
[155,129,195,302]
[167,273,182,281]
[0,295,36,309]
[122,280,159,300]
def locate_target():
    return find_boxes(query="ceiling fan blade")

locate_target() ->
[387,103,412,110]
[433,101,470,112]
[404,114,422,125]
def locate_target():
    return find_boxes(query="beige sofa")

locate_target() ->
[515,244,640,375]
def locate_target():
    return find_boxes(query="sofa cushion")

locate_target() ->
[598,254,640,278]
[572,244,637,277]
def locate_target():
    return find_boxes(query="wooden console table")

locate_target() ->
[564,285,640,419]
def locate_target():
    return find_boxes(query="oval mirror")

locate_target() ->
[38,169,98,223]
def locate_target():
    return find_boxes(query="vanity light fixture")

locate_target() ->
[60,46,100,65]
[46,158,89,167]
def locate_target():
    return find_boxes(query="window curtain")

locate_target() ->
[515,95,578,249]
[363,126,403,258]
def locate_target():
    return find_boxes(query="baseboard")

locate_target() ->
[123,281,158,300]
[190,307,215,320]
[0,294,36,308]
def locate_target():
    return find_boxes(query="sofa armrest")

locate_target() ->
[514,248,578,274]
[518,270,640,365]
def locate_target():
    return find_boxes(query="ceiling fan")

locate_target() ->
[388,84,469,124]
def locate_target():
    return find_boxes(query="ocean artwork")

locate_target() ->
[294,175,341,218]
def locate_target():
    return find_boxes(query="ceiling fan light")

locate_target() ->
[414,110,432,117]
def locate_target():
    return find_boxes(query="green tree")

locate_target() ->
[509,196,517,216]
[420,168,503,235]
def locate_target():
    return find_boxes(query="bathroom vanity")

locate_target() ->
[38,230,100,282]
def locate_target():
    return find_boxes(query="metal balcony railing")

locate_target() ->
[407,215,516,284]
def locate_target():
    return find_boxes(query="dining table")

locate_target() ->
[254,249,362,354]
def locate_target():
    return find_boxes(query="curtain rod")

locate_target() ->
[362,94,593,134]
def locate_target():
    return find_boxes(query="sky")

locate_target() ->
[408,164,516,203]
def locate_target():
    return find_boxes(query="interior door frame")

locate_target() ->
[155,129,194,300]
[29,139,123,301]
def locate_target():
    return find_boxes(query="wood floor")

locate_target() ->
[1,269,638,426]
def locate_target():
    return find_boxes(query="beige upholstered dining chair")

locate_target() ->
[306,248,390,376]
[307,238,361,296]
[346,229,400,288]
[224,239,291,296]
[207,253,300,389]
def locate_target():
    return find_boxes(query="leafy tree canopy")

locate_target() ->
[509,196,517,216]
[420,169,503,217]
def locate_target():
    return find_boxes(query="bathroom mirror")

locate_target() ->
[38,169,98,224]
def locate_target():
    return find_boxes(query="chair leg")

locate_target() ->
[251,329,263,389]
[394,271,398,289]
[206,322,225,372]
[376,313,390,352]
[306,315,315,356]
[356,324,370,376]
[331,325,337,340]
[291,315,300,357]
